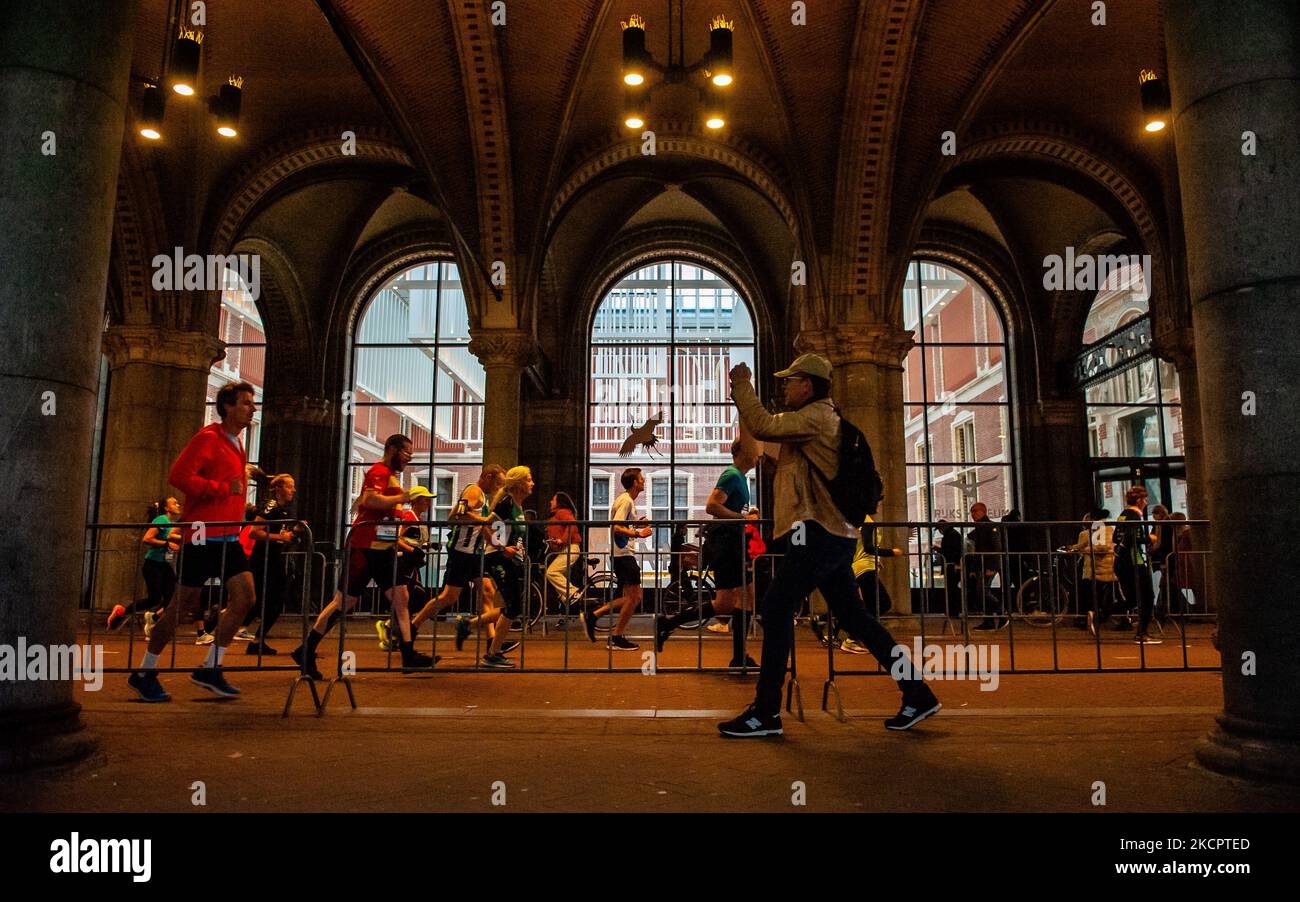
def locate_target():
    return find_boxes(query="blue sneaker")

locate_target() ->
[191,668,241,697]
[127,671,170,703]
[480,653,514,669]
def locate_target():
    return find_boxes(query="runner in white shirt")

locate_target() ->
[582,468,651,650]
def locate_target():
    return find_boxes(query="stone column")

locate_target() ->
[0,0,136,770]
[257,393,336,540]
[468,329,537,470]
[1155,326,1207,521]
[799,325,915,615]
[93,326,224,614]
[520,399,582,511]
[1024,399,1090,522]
[1165,0,1300,781]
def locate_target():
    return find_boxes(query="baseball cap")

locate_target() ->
[773,352,832,380]
[407,485,434,500]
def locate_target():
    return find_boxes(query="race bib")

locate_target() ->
[375,524,399,542]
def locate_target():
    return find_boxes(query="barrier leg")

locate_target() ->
[822,679,845,722]
[785,677,803,722]
[281,675,322,718]
[319,675,357,715]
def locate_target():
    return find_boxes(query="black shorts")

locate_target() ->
[612,555,641,591]
[443,548,487,589]
[483,555,523,619]
[341,547,401,597]
[703,530,745,590]
[178,540,250,588]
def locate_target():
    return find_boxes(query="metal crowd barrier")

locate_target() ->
[316,516,801,713]
[820,518,1217,719]
[80,518,323,715]
[81,512,1216,721]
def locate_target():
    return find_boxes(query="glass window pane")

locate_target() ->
[1087,405,1163,458]
[671,405,739,462]
[1162,404,1185,458]
[1082,262,1150,343]
[590,345,670,407]
[438,262,470,342]
[353,347,437,404]
[673,345,754,403]
[1085,359,1158,406]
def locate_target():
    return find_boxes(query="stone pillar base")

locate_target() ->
[1195,714,1300,784]
[0,703,97,773]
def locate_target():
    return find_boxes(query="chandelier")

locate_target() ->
[621,3,734,131]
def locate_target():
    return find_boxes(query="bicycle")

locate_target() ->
[1013,548,1081,627]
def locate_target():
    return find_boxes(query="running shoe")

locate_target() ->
[581,608,597,643]
[498,640,520,654]
[235,627,257,642]
[107,604,128,631]
[610,634,639,651]
[481,653,515,669]
[195,631,215,646]
[401,649,435,671]
[840,639,870,655]
[1134,634,1163,645]
[143,611,158,638]
[376,618,394,651]
[290,646,324,681]
[244,641,278,656]
[706,619,730,634]
[885,695,942,731]
[718,706,782,738]
[454,616,471,651]
[127,671,170,703]
[728,655,759,669]
[191,668,241,697]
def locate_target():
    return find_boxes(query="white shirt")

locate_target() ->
[610,492,638,558]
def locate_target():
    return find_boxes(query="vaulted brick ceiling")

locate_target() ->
[127,0,1173,330]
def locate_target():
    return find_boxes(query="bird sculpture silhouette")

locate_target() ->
[619,411,664,457]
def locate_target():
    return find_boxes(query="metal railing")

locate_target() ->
[79,514,1216,720]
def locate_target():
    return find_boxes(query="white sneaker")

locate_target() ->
[195,632,215,646]
[235,628,257,641]
[143,611,158,638]
[840,638,870,655]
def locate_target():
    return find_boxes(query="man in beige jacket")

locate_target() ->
[718,353,940,736]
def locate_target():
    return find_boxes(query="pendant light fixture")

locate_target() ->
[138,84,165,140]
[1139,69,1170,133]
[618,5,737,132]
[213,76,243,138]
[170,26,203,96]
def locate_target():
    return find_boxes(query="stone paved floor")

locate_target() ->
[2,622,1295,813]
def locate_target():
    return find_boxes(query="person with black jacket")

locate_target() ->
[1114,486,1161,645]
[936,520,964,620]
[969,502,1005,631]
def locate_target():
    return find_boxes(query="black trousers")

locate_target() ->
[244,554,286,639]
[1115,559,1154,634]
[753,523,926,716]
[125,559,176,614]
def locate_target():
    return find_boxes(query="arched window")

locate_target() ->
[207,268,265,497]
[1078,262,1185,512]
[588,261,757,567]
[346,261,483,548]
[902,260,1017,523]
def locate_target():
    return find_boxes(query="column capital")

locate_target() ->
[1154,324,1197,373]
[262,394,333,427]
[1035,398,1083,428]
[796,325,914,370]
[468,329,538,368]
[102,325,224,372]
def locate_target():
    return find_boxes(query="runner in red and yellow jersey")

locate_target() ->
[290,434,434,677]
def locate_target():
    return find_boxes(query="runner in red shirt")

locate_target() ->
[127,382,265,702]
[290,434,434,677]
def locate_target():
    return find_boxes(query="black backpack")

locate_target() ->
[802,408,884,526]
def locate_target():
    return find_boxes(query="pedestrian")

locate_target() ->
[717,353,939,737]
